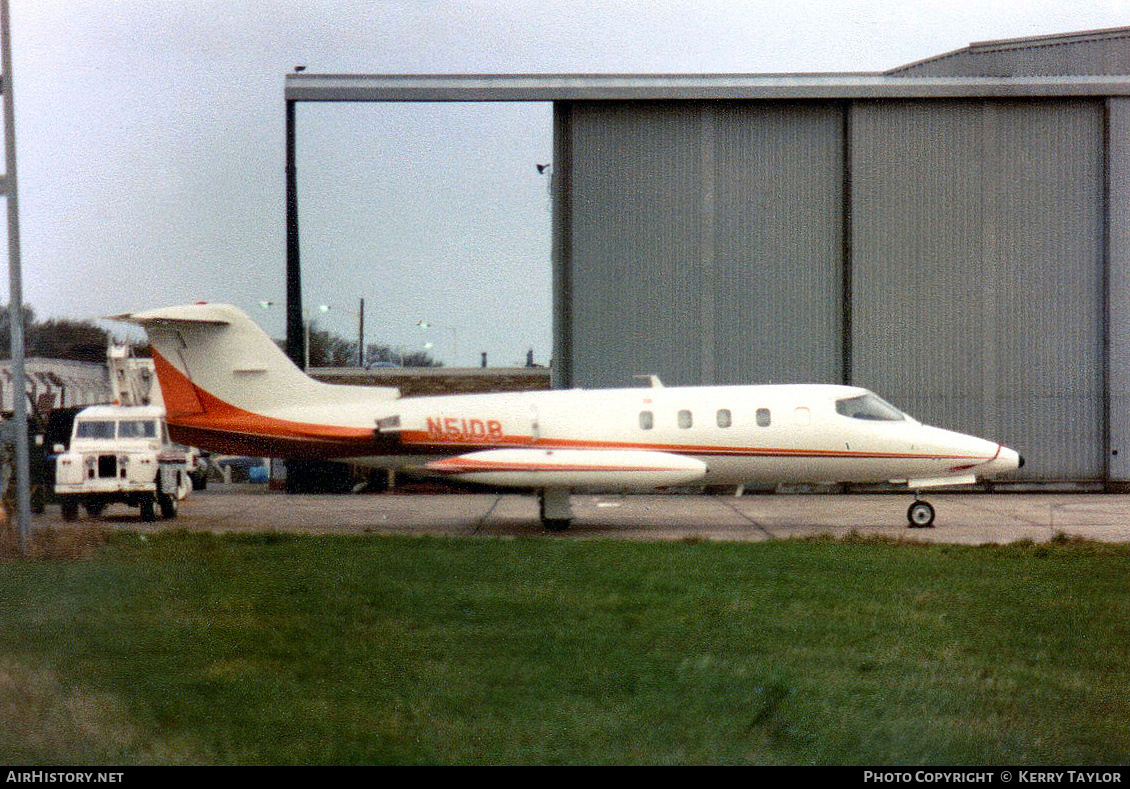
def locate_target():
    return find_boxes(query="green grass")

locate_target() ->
[2,530,1130,764]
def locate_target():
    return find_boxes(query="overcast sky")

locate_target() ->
[8,0,1130,366]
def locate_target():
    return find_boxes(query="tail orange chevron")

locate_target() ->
[150,349,205,419]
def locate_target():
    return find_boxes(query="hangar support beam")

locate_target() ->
[284,100,305,369]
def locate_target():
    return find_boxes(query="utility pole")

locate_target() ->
[1,0,30,554]
[358,297,364,367]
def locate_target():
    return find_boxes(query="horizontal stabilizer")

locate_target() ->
[426,448,707,489]
[114,304,235,325]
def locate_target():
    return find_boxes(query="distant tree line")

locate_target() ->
[0,304,114,363]
[285,323,442,369]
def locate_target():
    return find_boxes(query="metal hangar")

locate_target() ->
[285,27,1130,484]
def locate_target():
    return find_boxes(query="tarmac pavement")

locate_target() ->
[35,486,1130,544]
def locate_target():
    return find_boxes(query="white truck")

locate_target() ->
[53,404,192,522]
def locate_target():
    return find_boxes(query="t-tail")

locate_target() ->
[122,303,399,457]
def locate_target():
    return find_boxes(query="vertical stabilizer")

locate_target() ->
[122,303,398,421]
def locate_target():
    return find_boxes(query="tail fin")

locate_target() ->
[122,303,399,421]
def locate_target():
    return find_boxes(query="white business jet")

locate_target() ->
[123,303,1023,530]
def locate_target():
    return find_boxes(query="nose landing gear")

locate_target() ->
[907,499,936,528]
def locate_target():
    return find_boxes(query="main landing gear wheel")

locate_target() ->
[539,489,573,532]
[907,500,936,529]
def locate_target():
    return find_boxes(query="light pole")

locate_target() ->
[317,300,366,367]
[260,300,327,370]
[417,320,457,366]
[304,304,329,369]
[2,0,30,553]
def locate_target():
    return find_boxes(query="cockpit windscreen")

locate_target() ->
[835,393,906,421]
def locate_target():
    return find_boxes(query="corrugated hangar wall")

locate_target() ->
[890,28,1130,77]
[565,101,844,389]
[558,97,1113,482]
[1108,98,1130,484]
[851,99,1104,482]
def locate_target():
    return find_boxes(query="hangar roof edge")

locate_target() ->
[285,72,1130,102]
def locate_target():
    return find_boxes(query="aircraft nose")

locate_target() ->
[994,445,1022,473]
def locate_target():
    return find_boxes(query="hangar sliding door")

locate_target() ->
[1109,98,1130,482]
[561,101,843,389]
[850,100,1105,481]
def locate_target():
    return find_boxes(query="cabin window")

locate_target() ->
[677,410,693,429]
[717,409,732,428]
[835,393,905,421]
[639,410,654,430]
[794,407,811,426]
[756,408,771,427]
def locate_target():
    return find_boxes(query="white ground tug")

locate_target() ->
[53,405,192,522]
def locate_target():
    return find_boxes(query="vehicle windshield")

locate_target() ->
[835,393,905,421]
[118,420,157,439]
[74,420,115,439]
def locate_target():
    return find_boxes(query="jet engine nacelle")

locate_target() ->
[426,448,708,489]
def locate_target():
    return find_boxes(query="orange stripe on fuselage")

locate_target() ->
[399,429,992,463]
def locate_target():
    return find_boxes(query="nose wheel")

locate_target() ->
[907,499,935,528]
